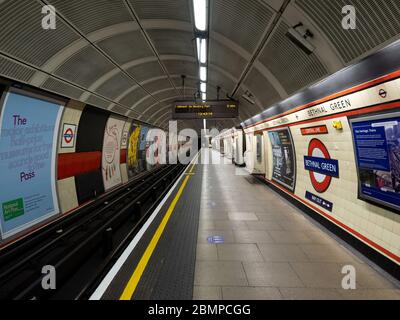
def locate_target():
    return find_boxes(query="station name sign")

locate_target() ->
[172,100,239,119]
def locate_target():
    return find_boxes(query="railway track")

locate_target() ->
[0,164,187,300]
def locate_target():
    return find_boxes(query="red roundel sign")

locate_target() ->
[307,139,332,193]
[64,128,74,144]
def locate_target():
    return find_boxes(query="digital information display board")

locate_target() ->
[350,112,400,213]
[0,89,64,238]
[268,128,296,192]
[172,100,239,119]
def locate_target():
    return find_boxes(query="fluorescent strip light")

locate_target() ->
[196,38,201,61]
[200,66,207,81]
[202,92,207,101]
[193,0,207,31]
[200,82,206,93]
[200,38,207,64]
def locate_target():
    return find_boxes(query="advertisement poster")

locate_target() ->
[351,114,400,212]
[268,128,296,191]
[0,89,63,238]
[127,124,141,178]
[102,116,125,190]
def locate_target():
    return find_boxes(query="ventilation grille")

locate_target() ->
[244,68,281,109]
[209,39,247,79]
[95,73,134,100]
[0,1,79,67]
[296,0,400,63]
[111,105,129,116]
[85,94,111,109]
[208,66,236,93]
[96,30,153,65]
[258,21,327,94]
[143,77,173,94]
[41,77,85,99]
[127,61,165,82]
[54,46,115,88]
[119,87,148,108]
[147,30,195,57]
[130,0,191,22]
[49,0,132,35]
[163,60,197,77]
[211,0,274,53]
[0,56,35,83]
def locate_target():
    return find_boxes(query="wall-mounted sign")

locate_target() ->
[268,128,296,192]
[61,123,76,148]
[0,89,63,238]
[300,125,328,135]
[304,139,339,193]
[305,191,333,212]
[172,100,239,119]
[350,112,400,213]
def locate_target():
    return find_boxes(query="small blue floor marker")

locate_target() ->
[207,235,224,244]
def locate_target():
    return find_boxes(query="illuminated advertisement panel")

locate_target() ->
[350,112,400,213]
[268,128,296,192]
[127,124,141,178]
[0,89,63,238]
[102,116,125,190]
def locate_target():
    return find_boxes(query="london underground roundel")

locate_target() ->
[304,139,339,193]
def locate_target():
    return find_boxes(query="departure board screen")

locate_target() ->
[172,100,239,119]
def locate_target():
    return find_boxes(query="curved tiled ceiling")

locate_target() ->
[0,0,400,130]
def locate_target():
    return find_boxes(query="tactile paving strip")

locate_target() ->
[132,164,203,300]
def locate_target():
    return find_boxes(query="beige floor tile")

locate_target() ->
[228,212,259,221]
[246,221,283,231]
[280,287,342,300]
[258,244,310,262]
[338,288,400,300]
[193,286,222,300]
[197,230,235,244]
[290,262,350,289]
[196,244,218,261]
[243,262,304,287]
[195,261,248,286]
[269,230,314,244]
[234,230,275,244]
[217,244,264,262]
[213,220,249,230]
[222,286,282,300]
[299,244,358,263]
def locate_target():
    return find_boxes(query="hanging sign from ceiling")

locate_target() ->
[172,100,239,119]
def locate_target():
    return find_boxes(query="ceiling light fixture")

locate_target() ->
[202,92,207,101]
[193,0,207,31]
[200,38,207,64]
[200,66,207,81]
[200,82,206,93]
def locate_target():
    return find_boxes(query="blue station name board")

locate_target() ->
[304,156,339,178]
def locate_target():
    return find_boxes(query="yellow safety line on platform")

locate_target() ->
[119,154,199,300]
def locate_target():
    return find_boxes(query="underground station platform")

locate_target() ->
[1,0,400,315]
[86,149,400,301]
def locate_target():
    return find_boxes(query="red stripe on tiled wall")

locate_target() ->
[120,149,127,164]
[58,151,102,180]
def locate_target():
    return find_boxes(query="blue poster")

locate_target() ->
[139,126,149,151]
[352,116,400,211]
[0,90,63,238]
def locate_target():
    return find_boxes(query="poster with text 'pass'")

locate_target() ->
[0,90,63,238]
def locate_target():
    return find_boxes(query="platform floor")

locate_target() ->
[96,149,400,300]
[193,150,400,300]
